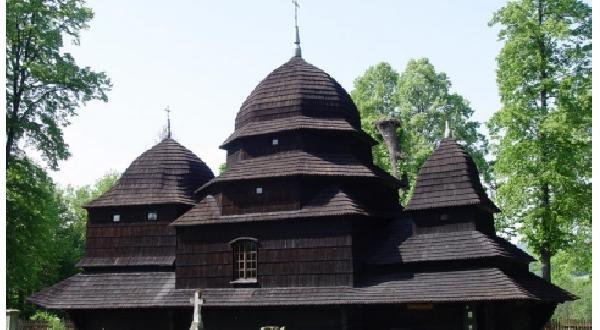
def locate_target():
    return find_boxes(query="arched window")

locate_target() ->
[230,238,258,281]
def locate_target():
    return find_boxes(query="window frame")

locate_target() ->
[146,211,158,221]
[230,237,258,283]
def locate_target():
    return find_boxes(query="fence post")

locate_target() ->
[6,309,20,330]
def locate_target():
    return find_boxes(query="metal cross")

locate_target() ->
[164,106,171,139]
[292,0,300,28]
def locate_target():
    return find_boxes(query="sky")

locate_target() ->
[52,0,509,187]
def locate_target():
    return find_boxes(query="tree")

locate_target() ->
[351,59,490,204]
[6,157,63,314]
[6,163,119,314]
[488,0,591,281]
[6,0,111,169]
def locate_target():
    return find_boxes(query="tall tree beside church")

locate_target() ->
[351,59,489,204]
[489,0,591,281]
[6,0,111,169]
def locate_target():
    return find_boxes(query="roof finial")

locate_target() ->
[165,106,172,139]
[444,118,452,139]
[292,0,301,57]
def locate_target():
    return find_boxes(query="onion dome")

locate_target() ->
[86,139,214,208]
[405,138,498,212]
[233,56,361,132]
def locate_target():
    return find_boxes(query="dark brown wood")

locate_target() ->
[28,55,573,330]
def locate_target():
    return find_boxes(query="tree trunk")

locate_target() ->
[540,249,551,282]
[537,0,553,283]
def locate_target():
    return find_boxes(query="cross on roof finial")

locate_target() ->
[292,0,301,57]
[165,106,172,139]
[444,118,452,139]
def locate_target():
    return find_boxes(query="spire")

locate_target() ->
[292,0,301,57]
[165,106,172,139]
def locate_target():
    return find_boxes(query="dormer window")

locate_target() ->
[231,238,258,282]
[147,211,158,221]
[256,187,263,194]
[112,214,120,222]
[272,138,279,146]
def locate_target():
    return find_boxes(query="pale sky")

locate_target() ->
[52,0,509,187]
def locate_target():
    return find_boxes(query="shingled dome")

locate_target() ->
[234,56,361,130]
[406,138,498,212]
[86,139,214,208]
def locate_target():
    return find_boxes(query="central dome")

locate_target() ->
[234,56,360,130]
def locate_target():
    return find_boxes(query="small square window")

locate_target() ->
[256,187,263,194]
[112,214,120,222]
[272,138,279,146]
[147,211,158,221]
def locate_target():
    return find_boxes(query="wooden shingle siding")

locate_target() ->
[176,221,353,288]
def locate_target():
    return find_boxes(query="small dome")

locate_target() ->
[234,57,360,130]
[86,139,214,208]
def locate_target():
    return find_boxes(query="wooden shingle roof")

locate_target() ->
[86,139,214,208]
[197,151,402,193]
[76,256,175,268]
[173,188,398,226]
[28,268,573,310]
[368,228,535,265]
[200,268,574,306]
[221,116,376,148]
[234,56,360,130]
[27,272,194,309]
[405,138,498,212]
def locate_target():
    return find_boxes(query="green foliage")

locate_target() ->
[30,310,66,330]
[488,0,591,279]
[219,162,229,174]
[351,59,490,204]
[6,0,111,169]
[530,250,592,320]
[6,162,119,315]
[6,157,63,314]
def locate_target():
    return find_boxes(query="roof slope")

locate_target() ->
[86,139,214,208]
[221,116,375,148]
[197,151,401,192]
[173,187,398,226]
[201,268,574,306]
[235,56,360,130]
[405,138,498,212]
[368,229,534,265]
[29,269,573,310]
[27,272,194,309]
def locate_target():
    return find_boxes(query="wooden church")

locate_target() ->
[30,19,574,330]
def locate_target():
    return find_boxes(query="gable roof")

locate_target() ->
[86,139,214,208]
[405,138,498,212]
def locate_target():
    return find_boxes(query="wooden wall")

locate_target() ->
[225,131,373,166]
[220,179,301,215]
[69,308,191,330]
[85,204,189,259]
[176,219,354,288]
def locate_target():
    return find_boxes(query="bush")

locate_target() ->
[30,311,66,330]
